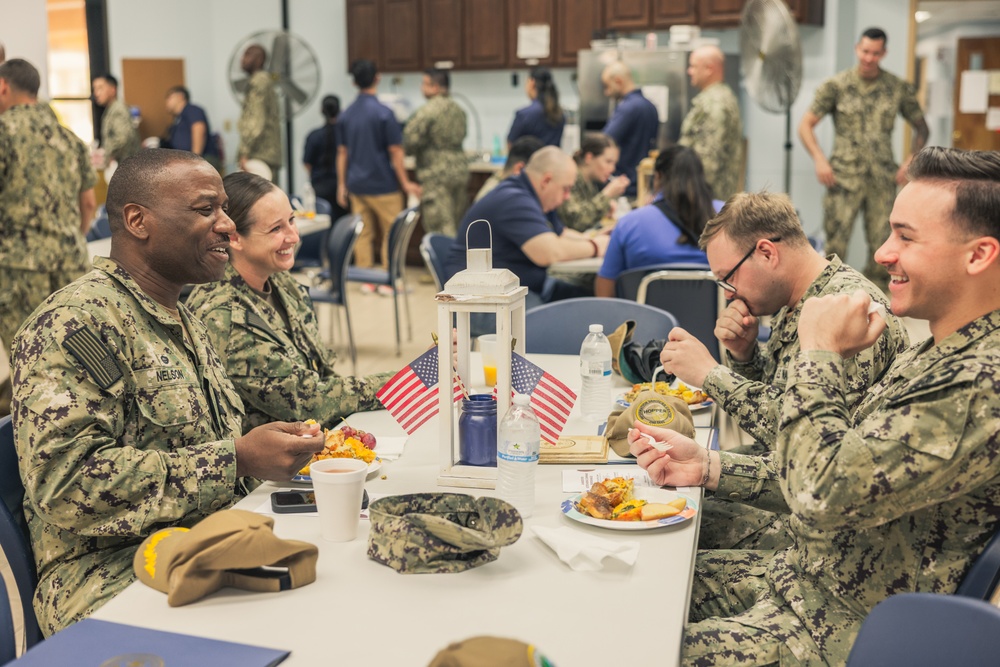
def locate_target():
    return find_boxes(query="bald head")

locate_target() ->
[688,45,725,89]
[524,146,577,213]
[601,61,635,99]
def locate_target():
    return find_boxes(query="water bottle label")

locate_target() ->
[498,451,538,463]
[580,359,612,377]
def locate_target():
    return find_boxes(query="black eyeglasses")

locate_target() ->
[715,237,781,292]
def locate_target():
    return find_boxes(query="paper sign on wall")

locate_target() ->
[641,84,669,123]
[517,24,550,60]
[960,70,989,114]
[986,107,1000,131]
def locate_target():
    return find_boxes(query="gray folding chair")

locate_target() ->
[524,298,678,355]
[419,233,455,291]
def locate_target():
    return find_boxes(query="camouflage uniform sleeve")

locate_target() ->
[75,134,97,192]
[777,350,993,532]
[15,307,239,538]
[558,175,610,233]
[102,104,134,162]
[898,79,926,127]
[809,78,838,119]
[713,451,789,514]
[403,106,430,155]
[203,304,394,427]
[702,363,783,446]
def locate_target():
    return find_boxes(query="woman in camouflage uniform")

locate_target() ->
[187,172,393,432]
[557,133,630,233]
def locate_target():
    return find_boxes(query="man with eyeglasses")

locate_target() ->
[659,191,909,550]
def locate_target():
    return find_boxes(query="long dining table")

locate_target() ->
[91,353,715,665]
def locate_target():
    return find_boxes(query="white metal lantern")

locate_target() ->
[436,220,527,488]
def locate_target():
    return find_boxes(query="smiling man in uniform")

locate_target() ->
[11,149,325,634]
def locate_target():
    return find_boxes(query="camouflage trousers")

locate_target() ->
[684,550,819,666]
[697,498,793,551]
[419,173,468,237]
[0,266,85,353]
[822,181,895,292]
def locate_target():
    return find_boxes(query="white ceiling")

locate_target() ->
[917,1,1000,35]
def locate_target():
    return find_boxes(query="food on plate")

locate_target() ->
[640,498,688,521]
[298,423,378,475]
[623,381,709,405]
[576,477,688,522]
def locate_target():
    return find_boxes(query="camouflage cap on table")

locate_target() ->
[368,493,523,573]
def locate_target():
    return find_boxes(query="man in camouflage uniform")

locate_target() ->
[403,68,468,237]
[799,27,929,292]
[10,149,325,634]
[92,73,140,167]
[633,146,1000,665]
[660,191,908,550]
[237,44,282,182]
[678,45,743,200]
[0,59,96,414]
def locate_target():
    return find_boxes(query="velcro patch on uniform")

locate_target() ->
[63,328,123,390]
[245,311,277,338]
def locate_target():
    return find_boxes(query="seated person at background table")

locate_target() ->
[474,135,544,203]
[163,85,221,172]
[660,190,907,550]
[594,146,717,297]
[506,67,565,149]
[10,149,325,635]
[187,172,393,432]
[558,132,630,233]
[629,146,1000,666]
[446,146,608,310]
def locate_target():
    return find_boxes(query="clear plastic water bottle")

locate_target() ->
[496,393,540,518]
[615,196,632,220]
[579,324,613,420]
[301,180,317,214]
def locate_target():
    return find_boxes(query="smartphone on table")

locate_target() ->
[270,489,369,513]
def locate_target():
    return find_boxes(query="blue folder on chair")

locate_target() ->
[16,618,289,666]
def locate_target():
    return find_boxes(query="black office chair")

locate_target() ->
[346,207,420,355]
[956,528,1000,600]
[309,214,363,375]
[419,233,455,291]
[847,593,1000,666]
[525,298,678,355]
[634,267,725,362]
[0,415,42,650]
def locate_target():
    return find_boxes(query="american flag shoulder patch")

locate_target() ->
[63,328,122,390]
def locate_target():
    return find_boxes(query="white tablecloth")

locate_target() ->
[91,354,713,666]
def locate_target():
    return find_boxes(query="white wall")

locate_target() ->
[0,0,50,98]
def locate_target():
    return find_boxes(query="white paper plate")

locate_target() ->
[560,487,698,531]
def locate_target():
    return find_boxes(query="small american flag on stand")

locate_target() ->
[377,347,465,434]
[496,352,577,444]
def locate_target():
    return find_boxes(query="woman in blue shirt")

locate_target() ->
[303,95,350,219]
[595,145,721,297]
[506,67,565,148]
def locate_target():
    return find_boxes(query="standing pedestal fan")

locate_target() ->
[740,0,803,193]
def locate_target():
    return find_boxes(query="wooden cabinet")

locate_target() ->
[652,0,698,28]
[508,0,555,67]
[554,0,603,66]
[605,0,652,31]
[345,0,380,68]
[464,0,508,69]
[381,0,422,71]
[699,0,824,28]
[422,0,464,67]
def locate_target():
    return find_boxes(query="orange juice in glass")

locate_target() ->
[478,334,498,388]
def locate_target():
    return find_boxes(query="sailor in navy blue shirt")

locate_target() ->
[601,62,660,198]
[336,59,420,268]
[507,68,566,148]
[446,147,608,311]
[164,86,217,158]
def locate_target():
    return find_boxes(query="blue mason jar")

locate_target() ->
[459,394,498,466]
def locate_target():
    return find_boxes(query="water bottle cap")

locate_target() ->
[512,393,530,406]
[589,324,603,333]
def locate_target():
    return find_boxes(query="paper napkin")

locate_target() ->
[532,525,640,572]
[374,436,407,461]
